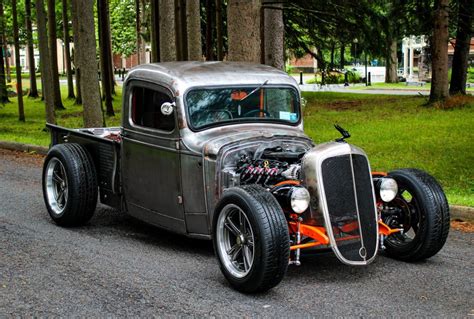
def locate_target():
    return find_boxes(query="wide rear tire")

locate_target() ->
[382,169,450,261]
[42,143,98,226]
[213,185,289,293]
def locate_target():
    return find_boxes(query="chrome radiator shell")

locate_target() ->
[301,142,379,265]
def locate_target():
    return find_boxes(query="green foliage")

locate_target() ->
[110,0,137,57]
[284,1,435,72]
[468,68,474,83]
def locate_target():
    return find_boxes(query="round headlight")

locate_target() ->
[291,187,310,214]
[379,178,398,202]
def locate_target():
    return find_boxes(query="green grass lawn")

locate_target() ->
[303,92,473,206]
[0,85,122,146]
[1,89,472,206]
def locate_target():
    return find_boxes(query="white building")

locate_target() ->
[5,38,71,74]
[401,36,428,80]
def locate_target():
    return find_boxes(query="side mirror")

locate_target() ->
[161,102,175,116]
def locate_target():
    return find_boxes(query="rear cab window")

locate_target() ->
[131,86,175,132]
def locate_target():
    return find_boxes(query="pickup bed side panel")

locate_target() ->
[47,124,122,209]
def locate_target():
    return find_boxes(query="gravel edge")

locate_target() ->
[0,141,471,221]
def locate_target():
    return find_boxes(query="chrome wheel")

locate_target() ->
[45,158,68,216]
[216,204,255,278]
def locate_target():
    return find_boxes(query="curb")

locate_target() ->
[0,140,49,155]
[0,141,472,221]
[450,205,474,222]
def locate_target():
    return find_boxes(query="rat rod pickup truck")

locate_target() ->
[43,62,450,292]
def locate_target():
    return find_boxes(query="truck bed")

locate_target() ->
[47,124,122,209]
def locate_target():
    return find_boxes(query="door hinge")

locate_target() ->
[177,195,183,204]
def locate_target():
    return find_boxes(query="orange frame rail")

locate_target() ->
[288,220,400,251]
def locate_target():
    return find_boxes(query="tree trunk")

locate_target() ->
[106,0,115,95]
[74,0,104,127]
[175,0,188,61]
[0,1,9,104]
[330,42,335,70]
[150,0,160,62]
[135,0,141,64]
[385,38,398,83]
[47,0,65,109]
[36,0,56,123]
[429,0,450,103]
[339,44,345,69]
[187,0,202,61]
[449,0,473,95]
[0,42,9,103]
[159,0,177,61]
[12,0,25,121]
[70,0,81,104]
[25,0,39,98]
[98,0,114,116]
[3,39,11,83]
[62,0,75,99]
[263,1,284,69]
[139,0,146,63]
[227,0,261,63]
[205,0,214,60]
[180,0,188,60]
[215,0,223,60]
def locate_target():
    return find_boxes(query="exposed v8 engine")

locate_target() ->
[236,146,304,187]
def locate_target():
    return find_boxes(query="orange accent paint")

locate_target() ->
[372,171,388,177]
[273,180,300,187]
[231,90,247,100]
[378,220,401,236]
[290,242,322,251]
[289,222,329,245]
[259,89,264,117]
[338,221,359,233]
[335,235,360,242]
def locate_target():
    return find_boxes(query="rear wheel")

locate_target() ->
[213,185,289,293]
[382,169,450,261]
[42,143,98,226]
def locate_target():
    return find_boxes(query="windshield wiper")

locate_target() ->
[239,80,269,102]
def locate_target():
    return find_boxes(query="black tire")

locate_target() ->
[213,185,289,293]
[382,168,450,261]
[42,143,98,226]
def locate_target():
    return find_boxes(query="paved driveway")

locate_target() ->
[0,149,472,317]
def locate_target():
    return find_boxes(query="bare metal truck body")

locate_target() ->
[43,62,449,292]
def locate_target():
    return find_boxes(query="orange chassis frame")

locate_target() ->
[284,172,401,253]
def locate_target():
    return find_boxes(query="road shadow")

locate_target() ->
[68,204,215,257]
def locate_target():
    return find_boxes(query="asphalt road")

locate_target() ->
[1,149,472,317]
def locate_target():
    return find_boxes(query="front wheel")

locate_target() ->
[382,169,450,261]
[213,185,289,293]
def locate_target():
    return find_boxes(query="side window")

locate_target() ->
[131,86,175,131]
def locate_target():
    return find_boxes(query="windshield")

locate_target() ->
[185,86,300,129]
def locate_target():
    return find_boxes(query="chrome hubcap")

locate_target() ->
[45,158,68,215]
[216,204,255,278]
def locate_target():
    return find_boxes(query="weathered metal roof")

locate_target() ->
[125,61,299,95]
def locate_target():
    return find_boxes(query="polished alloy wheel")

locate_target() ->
[45,158,68,215]
[216,204,255,278]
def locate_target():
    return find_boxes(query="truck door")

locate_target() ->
[121,81,185,234]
